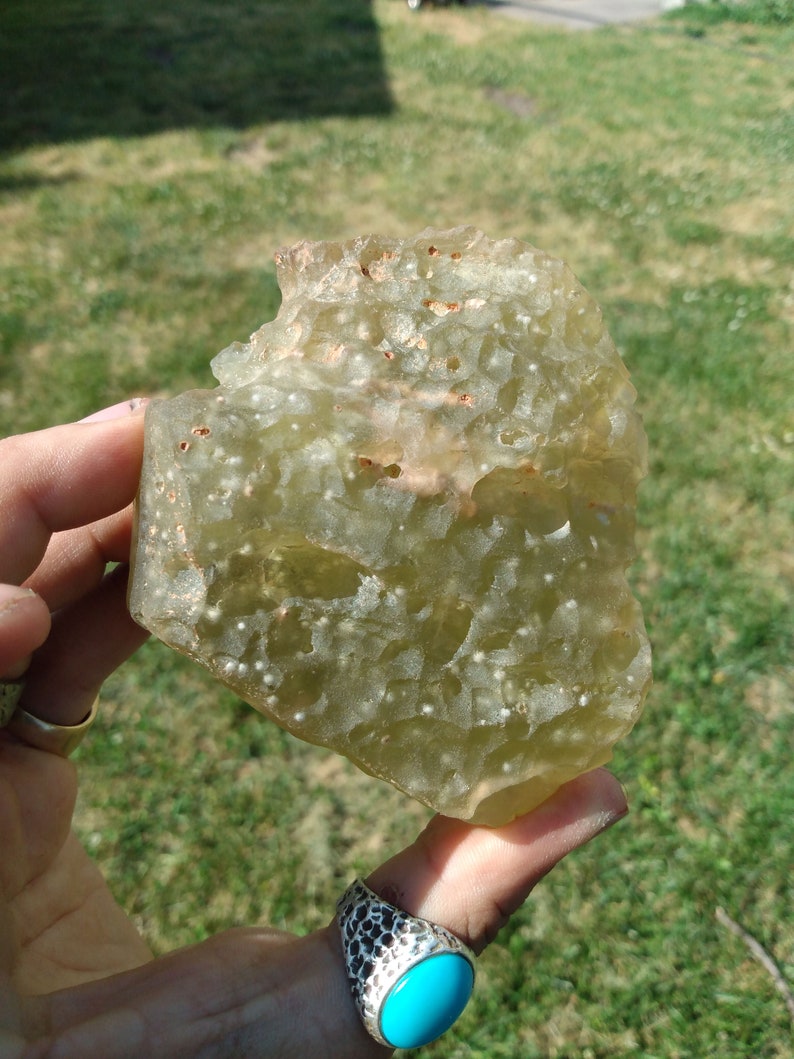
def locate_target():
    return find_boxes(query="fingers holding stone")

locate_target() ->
[366,768,628,955]
[0,410,148,723]
[0,412,145,587]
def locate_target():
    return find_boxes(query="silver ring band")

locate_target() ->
[4,697,99,758]
[337,878,476,1049]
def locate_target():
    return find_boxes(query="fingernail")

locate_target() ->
[595,802,629,836]
[79,398,149,423]
[594,788,630,836]
[0,585,38,617]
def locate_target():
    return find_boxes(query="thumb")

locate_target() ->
[365,767,628,953]
[21,772,627,1059]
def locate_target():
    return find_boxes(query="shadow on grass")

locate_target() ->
[0,0,393,154]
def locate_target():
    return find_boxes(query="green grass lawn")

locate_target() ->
[2,1,793,1054]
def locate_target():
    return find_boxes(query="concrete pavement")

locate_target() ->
[484,0,668,30]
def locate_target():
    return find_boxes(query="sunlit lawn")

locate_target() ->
[1,1,793,1054]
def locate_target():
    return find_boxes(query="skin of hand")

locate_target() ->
[0,404,628,1059]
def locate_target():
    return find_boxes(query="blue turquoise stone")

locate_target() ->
[379,953,475,1049]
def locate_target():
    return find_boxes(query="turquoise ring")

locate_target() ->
[337,878,476,1049]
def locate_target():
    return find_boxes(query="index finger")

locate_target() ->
[0,410,146,586]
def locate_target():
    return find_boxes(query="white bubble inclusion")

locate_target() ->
[546,521,571,541]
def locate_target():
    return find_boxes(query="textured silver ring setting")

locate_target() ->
[337,878,476,1050]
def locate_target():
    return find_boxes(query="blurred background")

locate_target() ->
[1,1,792,1055]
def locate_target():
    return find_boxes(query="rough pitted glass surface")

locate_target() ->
[129,227,651,825]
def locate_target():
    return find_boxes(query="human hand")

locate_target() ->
[0,405,628,1058]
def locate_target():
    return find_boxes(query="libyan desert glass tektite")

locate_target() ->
[129,227,652,826]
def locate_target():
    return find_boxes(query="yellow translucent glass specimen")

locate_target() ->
[129,227,651,825]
